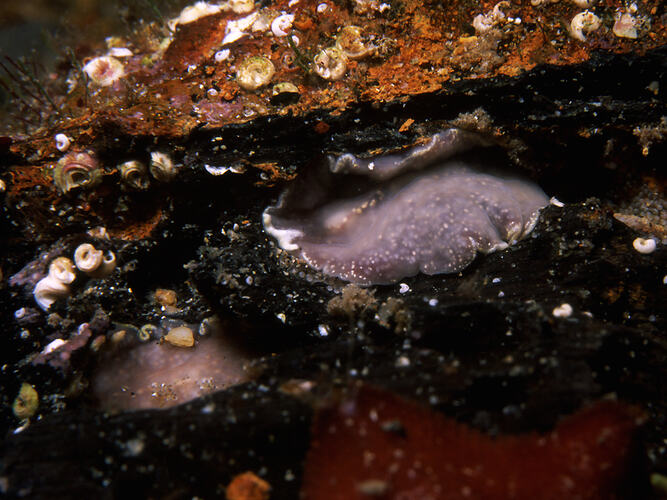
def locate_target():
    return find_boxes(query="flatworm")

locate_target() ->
[263,129,549,285]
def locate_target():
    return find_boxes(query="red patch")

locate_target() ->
[302,385,646,499]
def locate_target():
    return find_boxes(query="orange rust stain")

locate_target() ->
[163,14,226,70]
[604,285,624,304]
[313,121,330,134]
[107,206,163,241]
[398,118,414,132]
[251,161,295,185]
[7,165,52,196]
[628,283,648,310]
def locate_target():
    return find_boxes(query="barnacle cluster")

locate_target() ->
[74,243,116,278]
[52,150,176,194]
[33,243,117,310]
[167,0,256,32]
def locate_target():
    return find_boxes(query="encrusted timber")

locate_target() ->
[177,46,666,180]
[4,46,662,199]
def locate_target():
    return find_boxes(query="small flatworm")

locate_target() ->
[263,129,549,285]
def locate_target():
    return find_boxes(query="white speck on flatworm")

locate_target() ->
[264,129,549,285]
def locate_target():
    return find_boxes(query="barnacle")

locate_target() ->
[263,129,549,285]
[633,237,657,254]
[52,151,102,194]
[82,56,125,87]
[612,6,650,40]
[168,2,223,31]
[229,0,255,15]
[118,160,150,190]
[552,303,574,318]
[12,383,38,420]
[223,12,260,45]
[335,26,375,60]
[214,49,231,63]
[613,13,638,39]
[570,11,601,41]
[271,82,300,104]
[271,13,295,37]
[74,243,116,278]
[572,0,596,7]
[472,1,509,33]
[313,47,348,81]
[149,151,178,181]
[54,134,70,152]
[236,56,275,91]
[33,257,76,310]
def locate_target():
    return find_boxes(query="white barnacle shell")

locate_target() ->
[263,129,549,285]
[313,47,348,81]
[632,237,656,254]
[472,1,508,33]
[569,11,601,41]
[33,257,76,311]
[108,47,133,58]
[472,14,494,33]
[168,2,222,31]
[251,11,274,32]
[74,243,103,273]
[229,0,255,14]
[83,56,125,87]
[236,56,275,90]
[613,11,645,39]
[214,49,231,63]
[571,0,596,8]
[149,152,178,181]
[271,13,295,37]
[552,303,573,318]
[222,11,259,45]
[55,134,71,152]
[74,243,116,278]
